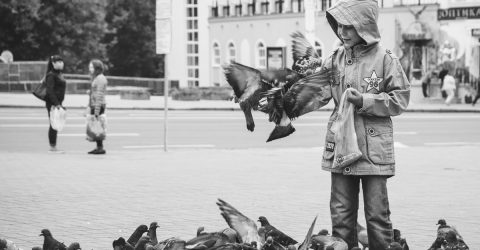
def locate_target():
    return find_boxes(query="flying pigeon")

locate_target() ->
[147,222,160,245]
[258,216,297,247]
[310,229,348,250]
[40,229,67,250]
[297,216,317,250]
[356,224,368,250]
[128,225,149,247]
[216,199,262,248]
[290,31,323,76]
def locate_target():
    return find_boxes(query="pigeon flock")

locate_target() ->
[0,199,469,250]
[223,32,331,142]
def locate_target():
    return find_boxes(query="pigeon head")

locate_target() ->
[40,229,52,237]
[113,237,126,247]
[138,225,149,233]
[150,222,159,229]
[393,229,401,240]
[0,239,7,249]
[258,216,270,226]
[436,219,447,226]
[67,242,81,250]
[317,229,329,236]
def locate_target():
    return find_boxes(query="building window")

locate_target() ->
[292,0,303,12]
[223,5,230,16]
[211,6,218,17]
[256,42,266,68]
[235,4,242,16]
[275,0,284,13]
[321,0,332,11]
[247,2,256,15]
[260,1,269,14]
[213,43,221,66]
[315,41,323,58]
[227,42,236,62]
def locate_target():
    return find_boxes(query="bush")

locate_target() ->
[171,87,233,101]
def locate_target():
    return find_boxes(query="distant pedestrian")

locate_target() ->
[440,69,456,105]
[421,70,434,98]
[87,59,108,154]
[472,80,480,106]
[45,55,66,153]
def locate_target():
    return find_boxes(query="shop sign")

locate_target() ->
[438,6,480,20]
[472,28,480,37]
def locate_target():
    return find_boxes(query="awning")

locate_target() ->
[402,20,433,42]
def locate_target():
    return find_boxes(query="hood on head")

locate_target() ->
[326,0,380,47]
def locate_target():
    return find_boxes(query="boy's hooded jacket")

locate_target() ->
[317,0,410,176]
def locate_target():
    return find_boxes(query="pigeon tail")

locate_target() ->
[266,124,295,142]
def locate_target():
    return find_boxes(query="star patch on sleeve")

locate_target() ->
[364,71,383,92]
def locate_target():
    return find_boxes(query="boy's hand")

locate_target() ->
[346,88,363,108]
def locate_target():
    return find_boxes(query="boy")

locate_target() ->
[316,0,410,249]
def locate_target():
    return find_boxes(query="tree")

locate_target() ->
[0,0,42,60]
[104,0,163,77]
[35,0,108,73]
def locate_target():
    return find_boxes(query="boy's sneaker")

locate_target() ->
[48,147,65,154]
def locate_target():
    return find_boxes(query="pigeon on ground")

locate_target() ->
[218,228,239,243]
[186,229,233,249]
[128,225,149,247]
[427,237,446,250]
[444,231,469,250]
[113,237,134,250]
[147,222,160,245]
[261,236,285,250]
[40,229,66,250]
[356,224,368,250]
[310,229,348,250]
[209,243,257,250]
[162,238,186,250]
[216,199,262,248]
[66,242,81,250]
[0,239,22,250]
[258,217,297,247]
[135,236,151,250]
[393,229,408,250]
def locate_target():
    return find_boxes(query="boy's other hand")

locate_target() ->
[346,88,363,108]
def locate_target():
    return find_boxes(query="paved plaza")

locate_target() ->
[1,146,479,249]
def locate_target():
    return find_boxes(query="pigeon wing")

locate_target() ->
[264,225,297,247]
[298,216,317,250]
[291,32,319,62]
[217,199,261,246]
[283,67,332,119]
[223,62,264,104]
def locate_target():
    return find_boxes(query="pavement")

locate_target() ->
[1,92,480,112]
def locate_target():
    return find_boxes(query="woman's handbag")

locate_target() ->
[32,76,47,101]
[49,106,67,131]
[86,114,107,141]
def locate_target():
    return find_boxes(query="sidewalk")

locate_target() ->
[0,147,479,250]
[1,93,480,112]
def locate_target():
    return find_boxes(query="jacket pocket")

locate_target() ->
[323,114,337,160]
[365,123,395,164]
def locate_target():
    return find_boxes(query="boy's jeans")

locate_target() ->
[330,173,393,250]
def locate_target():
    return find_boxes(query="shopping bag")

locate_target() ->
[86,114,107,141]
[330,88,362,168]
[32,76,47,101]
[49,106,67,131]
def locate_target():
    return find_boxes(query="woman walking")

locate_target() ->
[440,69,456,105]
[45,55,66,153]
[87,59,108,154]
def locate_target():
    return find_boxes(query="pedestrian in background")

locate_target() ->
[421,69,433,98]
[440,69,456,105]
[45,55,66,153]
[472,80,480,106]
[87,59,107,154]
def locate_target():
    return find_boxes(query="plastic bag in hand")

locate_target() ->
[330,88,362,168]
[49,106,67,131]
[86,114,107,141]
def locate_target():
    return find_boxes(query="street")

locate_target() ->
[0,108,480,152]
[0,108,480,249]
